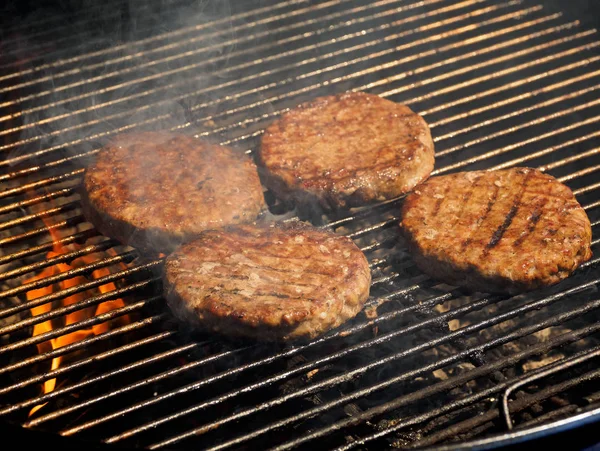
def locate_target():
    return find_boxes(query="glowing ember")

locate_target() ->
[24,231,130,417]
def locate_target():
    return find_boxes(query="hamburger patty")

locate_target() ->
[400,167,592,294]
[81,132,265,254]
[258,91,435,210]
[163,221,371,341]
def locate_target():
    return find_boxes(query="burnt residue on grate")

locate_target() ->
[1,0,600,450]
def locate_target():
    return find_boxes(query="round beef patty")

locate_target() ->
[163,221,371,341]
[258,91,435,210]
[81,132,266,254]
[400,167,592,294]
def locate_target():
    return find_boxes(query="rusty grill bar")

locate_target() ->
[1,0,600,449]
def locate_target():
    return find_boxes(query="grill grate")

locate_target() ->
[1,0,600,449]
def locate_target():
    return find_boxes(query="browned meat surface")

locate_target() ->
[400,167,592,294]
[258,91,435,210]
[163,221,371,341]
[81,132,266,254]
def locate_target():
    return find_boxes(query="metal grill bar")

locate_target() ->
[501,348,600,429]
[434,113,600,175]
[0,225,92,263]
[514,404,581,431]
[0,219,83,249]
[432,77,600,141]
[240,321,600,451]
[0,16,590,171]
[0,308,168,396]
[0,169,83,200]
[0,275,159,343]
[0,250,138,304]
[2,326,200,417]
[436,95,600,157]
[0,315,168,377]
[149,285,600,449]
[0,0,532,158]
[494,134,600,171]
[64,292,499,437]
[0,201,80,232]
[0,0,353,93]
[0,188,75,215]
[560,165,600,183]
[0,239,121,283]
[575,181,600,197]
[337,356,600,450]
[0,151,97,182]
[0,0,463,127]
[24,344,251,427]
[220,36,599,147]
[585,197,600,209]
[197,17,579,141]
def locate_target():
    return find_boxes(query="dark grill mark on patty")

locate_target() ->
[460,178,499,251]
[513,199,547,248]
[485,171,531,252]
[486,204,519,250]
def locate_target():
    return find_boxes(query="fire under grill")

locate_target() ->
[1,0,600,449]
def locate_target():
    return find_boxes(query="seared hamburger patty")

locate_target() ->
[258,91,435,210]
[163,221,371,341]
[81,132,265,254]
[400,167,592,294]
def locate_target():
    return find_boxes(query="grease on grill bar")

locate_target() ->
[0,0,599,449]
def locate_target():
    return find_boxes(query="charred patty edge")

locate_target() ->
[402,231,591,295]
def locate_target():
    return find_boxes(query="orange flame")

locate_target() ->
[25,223,130,416]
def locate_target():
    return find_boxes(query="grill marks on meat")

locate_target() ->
[258,91,435,210]
[483,171,530,254]
[400,167,592,294]
[163,222,371,341]
[81,132,266,254]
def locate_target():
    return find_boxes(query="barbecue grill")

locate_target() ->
[1,0,600,449]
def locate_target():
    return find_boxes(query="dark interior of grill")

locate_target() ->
[1,0,600,449]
